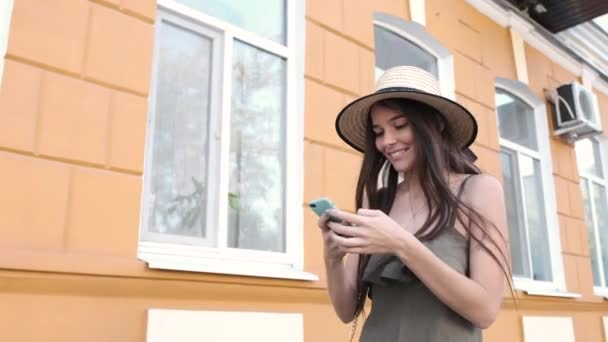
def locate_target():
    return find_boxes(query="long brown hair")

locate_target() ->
[352,98,513,316]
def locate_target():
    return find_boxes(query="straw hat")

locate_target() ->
[335,66,478,153]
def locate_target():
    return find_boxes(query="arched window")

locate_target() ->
[373,13,454,99]
[576,136,608,295]
[495,78,563,291]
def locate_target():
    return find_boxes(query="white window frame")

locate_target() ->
[138,0,316,281]
[495,77,567,293]
[577,135,608,298]
[0,0,14,90]
[373,12,455,100]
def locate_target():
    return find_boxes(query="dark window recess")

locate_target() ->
[506,0,608,33]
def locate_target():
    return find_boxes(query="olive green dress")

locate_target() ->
[359,178,481,342]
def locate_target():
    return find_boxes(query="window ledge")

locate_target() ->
[139,252,319,282]
[523,289,581,299]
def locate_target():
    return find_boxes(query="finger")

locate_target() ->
[344,247,367,254]
[332,233,367,248]
[327,221,361,237]
[326,209,367,226]
[357,208,380,216]
[317,214,330,230]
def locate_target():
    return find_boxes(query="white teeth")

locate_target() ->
[389,148,408,158]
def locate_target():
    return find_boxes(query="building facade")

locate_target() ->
[0,0,607,341]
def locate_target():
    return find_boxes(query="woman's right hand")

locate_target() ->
[318,214,346,263]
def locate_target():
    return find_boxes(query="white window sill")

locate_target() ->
[593,288,608,300]
[522,289,581,298]
[138,242,319,281]
[514,277,581,298]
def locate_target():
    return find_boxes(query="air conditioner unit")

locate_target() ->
[550,81,602,142]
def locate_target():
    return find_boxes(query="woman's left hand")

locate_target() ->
[326,208,412,255]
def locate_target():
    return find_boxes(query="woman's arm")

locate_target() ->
[328,174,508,328]
[324,250,360,323]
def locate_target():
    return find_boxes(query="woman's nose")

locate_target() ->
[382,130,397,146]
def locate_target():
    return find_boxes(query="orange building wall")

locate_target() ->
[0,0,607,341]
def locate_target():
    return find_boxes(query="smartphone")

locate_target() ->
[309,197,342,223]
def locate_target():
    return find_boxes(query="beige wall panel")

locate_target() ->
[454,52,476,99]
[562,254,581,294]
[524,44,553,99]
[479,23,517,80]
[305,21,324,80]
[306,0,342,31]
[0,59,42,152]
[595,91,608,132]
[7,0,88,73]
[483,309,522,342]
[0,152,70,251]
[303,208,328,286]
[554,176,571,216]
[473,63,496,109]
[573,313,605,342]
[470,144,502,181]
[374,0,409,20]
[568,180,585,220]
[304,79,350,148]
[66,167,141,257]
[85,3,154,94]
[575,255,599,301]
[551,62,580,86]
[359,48,375,95]
[324,31,360,94]
[121,0,156,21]
[109,91,147,172]
[38,72,111,165]
[304,141,325,202]
[559,215,581,256]
[551,140,578,181]
[343,0,374,47]
[0,293,145,342]
[324,148,361,212]
[0,291,347,342]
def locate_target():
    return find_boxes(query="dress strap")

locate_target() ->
[455,174,475,201]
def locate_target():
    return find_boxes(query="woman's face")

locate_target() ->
[370,104,417,173]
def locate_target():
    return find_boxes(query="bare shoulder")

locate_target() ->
[461,174,505,209]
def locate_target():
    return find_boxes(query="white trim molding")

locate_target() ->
[0,0,14,90]
[522,316,575,342]
[409,0,426,27]
[465,0,608,97]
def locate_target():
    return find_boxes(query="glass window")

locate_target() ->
[141,0,297,268]
[177,0,286,44]
[374,25,438,79]
[575,138,603,178]
[496,87,554,283]
[496,89,538,151]
[577,138,608,288]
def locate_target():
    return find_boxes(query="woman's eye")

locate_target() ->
[373,131,383,137]
[395,122,408,129]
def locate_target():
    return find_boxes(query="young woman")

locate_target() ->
[318,66,510,341]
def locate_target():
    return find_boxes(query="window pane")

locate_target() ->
[374,25,438,78]
[592,183,608,286]
[496,89,538,151]
[575,138,604,178]
[581,180,602,286]
[145,21,212,239]
[177,0,286,44]
[501,149,531,278]
[228,40,286,252]
[520,154,552,281]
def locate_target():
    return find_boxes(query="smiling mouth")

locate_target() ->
[388,147,410,158]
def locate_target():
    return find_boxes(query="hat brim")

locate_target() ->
[335,87,478,152]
